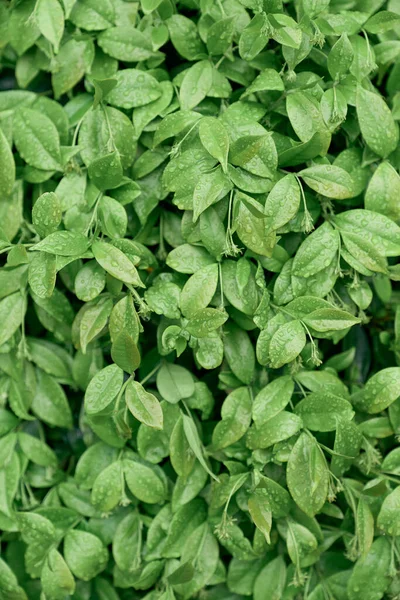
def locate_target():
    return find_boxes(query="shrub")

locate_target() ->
[1,0,400,599]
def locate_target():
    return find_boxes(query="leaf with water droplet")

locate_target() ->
[287,433,329,517]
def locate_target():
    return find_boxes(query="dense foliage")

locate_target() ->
[1,0,400,598]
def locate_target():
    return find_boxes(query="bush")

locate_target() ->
[1,0,400,599]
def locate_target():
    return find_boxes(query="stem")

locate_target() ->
[114,376,132,415]
[139,362,161,386]
[216,0,225,16]
[218,261,224,309]
[157,212,167,260]
[128,285,150,316]
[102,104,116,152]
[295,175,314,233]
[72,115,85,147]
[170,120,201,157]
[84,192,102,237]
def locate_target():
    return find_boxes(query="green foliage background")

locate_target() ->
[1,0,400,598]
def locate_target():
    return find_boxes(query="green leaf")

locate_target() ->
[206,16,235,56]
[299,165,355,199]
[341,231,388,274]
[365,161,400,222]
[180,263,219,318]
[0,292,26,347]
[64,530,108,581]
[212,387,252,449]
[294,392,354,431]
[223,321,255,385]
[170,415,195,478]
[75,442,118,489]
[36,0,64,51]
[365,10,400,33]
[123,458,166,503]
[334,209,400,256]
[0,127,15,196]
[353,367,400,414]
[31,369,73,428]
[239,13,269,61]
[252,375,294,426]
[91,461,123,512]
[377,486,400,536]
[107,69,162,109]
[18,432,57,468]
[302,0,330,17]
[182,414,218,481]
[347,537,391,600]
[28,251,56,299]
[32,192,62,238]
[32,231,88,257]
[126,380,163,429]
[287,433,329,516]
[264,174,300,231]
[242,68,284,98]
[92,240,144,286]
[166,244,215,274]
[8,0,40,56]
[286,520,318,566]
[98,25,154,61]
[248,488,272,543]
[153,110,202,147]
[92,78,118,109]
[13,108,62,171]
[113,512,142,572]
[167,15,206,61]
[16,511,56,546]
[180,60,214,110]
[111,330,141,374]
[52,38,95,97]
[75,260,106,302]
[254,556,286,600]
[230,134,278,179]
[79,296,113,353]
[193,166,232,222]
[186,307,228,338]
[109,294,140,344]
[235,193,276,257]
[292,222,339,278]
[287,90,330,146]
[356,498,374,559]
[157,362,195,404]
[356,86,399,158]
[328,33,354,80]
[321,87,348,131]
[162,499,207,558]
[41,549,75,600]
[331,417,362,476]
[69,0,114,30]
[246,411,303,449]
[269,319,306,368]
[199,117,229,172]
[303,307,361,332]
[84,364,123,415]
[88,152,123,191]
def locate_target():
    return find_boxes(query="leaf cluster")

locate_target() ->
[1,0,400,599]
